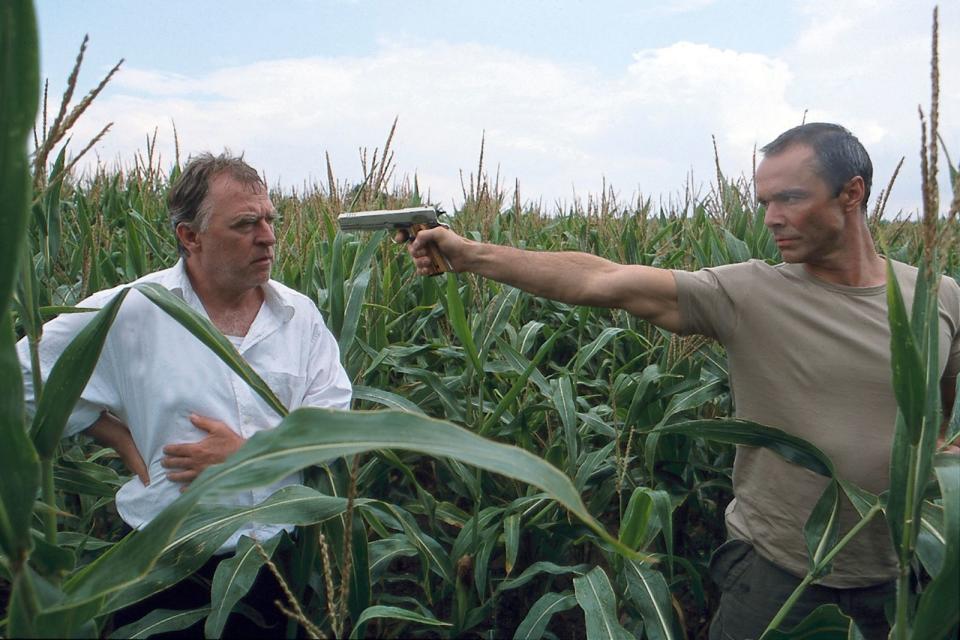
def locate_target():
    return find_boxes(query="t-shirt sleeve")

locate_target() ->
[671,266,739,342]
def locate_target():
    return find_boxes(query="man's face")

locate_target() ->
[187,173,277,296]
[756,144,850,264]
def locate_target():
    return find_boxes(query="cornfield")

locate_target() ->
[1,2,958,638]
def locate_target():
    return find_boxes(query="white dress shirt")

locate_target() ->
[18,260,352,549]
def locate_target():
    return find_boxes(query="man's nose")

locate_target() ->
[257,218,276,244]
[763,203,782,228]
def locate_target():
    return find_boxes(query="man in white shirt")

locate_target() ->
[19,152,352,634]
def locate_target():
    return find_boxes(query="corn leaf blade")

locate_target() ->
[623,560,677,640]
[205,534,282,638]
[912,454,960,639]
[573,566,634,640]
[512,592,578,640]
[30,288,129,459]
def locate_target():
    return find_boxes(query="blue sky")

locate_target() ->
[35,1,958,216]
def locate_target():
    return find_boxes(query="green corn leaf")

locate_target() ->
[79,485,346,611]
[837,479,878,519]
[722,229,751,263]
[885,258,925,443]
[760,603,851,639]
[658,377,725,426]
[339,268,372,361]
[6,564,40,639]
[912,454,959,640]
[623,560,677,640]
[651,489,675,576]
[183,406,636,557]
[445,274,482,373]
[554,375,579,470]
[648,418,835,478]
[916,500,946,577]
[620,487,656,551]
[375,501,453,583]
[573,566,634,640]
[110,608,210,639]
[29,529,76,575]
[30,288,130,459]
[803,479,840,576]
[885,257,942,559]
[0,0,40,317]
[205,534,282,638]
[478,286,521,360]
[327,230,346,337]
[133,282,287,417]
[43,146,67,273]
[512,592,578,640]
[352,384,425,412]
[8,564,100,639]
[349,229,386,280]
[481,312,573,435]
[517,320,545,355]
[54,460,123,497]
[348,513,372,623]
[348,605,451,638]
[572,327,623,373]
[497,561,591,592]
[504,512,520,575]
[474,530,498,596]
[497,337,551,396]
[368,535,418,582]
[0,314,39,566]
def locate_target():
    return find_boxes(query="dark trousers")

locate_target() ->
[708,539,895,640]
[109,553,290,639]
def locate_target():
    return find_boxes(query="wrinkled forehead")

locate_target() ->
[209,170,267,194]
[205,172,274,216]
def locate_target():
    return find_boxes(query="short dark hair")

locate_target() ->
[761,123,873,211]
[167,152,265,257]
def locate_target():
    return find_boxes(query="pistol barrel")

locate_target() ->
[337,207,439,231]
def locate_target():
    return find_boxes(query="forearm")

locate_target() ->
[463,242,625,307]
[85,412,149,483]
[412,227,681,329]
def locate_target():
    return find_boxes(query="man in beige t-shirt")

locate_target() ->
[407,123,960,639]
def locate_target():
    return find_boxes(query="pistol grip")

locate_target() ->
[410,223,451,274]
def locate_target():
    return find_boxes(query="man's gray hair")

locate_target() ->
[761,123,873,212]
[167,151,265,257]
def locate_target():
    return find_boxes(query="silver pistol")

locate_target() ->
[337,206,451,273]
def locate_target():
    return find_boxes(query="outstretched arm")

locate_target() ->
[407,226,682,332]
[85,412,150,485]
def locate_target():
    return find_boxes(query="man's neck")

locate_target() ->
[184,263,264,336]
[803,218,886,287]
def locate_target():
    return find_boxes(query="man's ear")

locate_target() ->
[840,176,866,214]
[176,222,201,255]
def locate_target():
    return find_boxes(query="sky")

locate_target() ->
[35,0,959,217]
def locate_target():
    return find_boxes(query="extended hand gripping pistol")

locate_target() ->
[337,206,452,273]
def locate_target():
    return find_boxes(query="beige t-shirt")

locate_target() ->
[673,259,960,587]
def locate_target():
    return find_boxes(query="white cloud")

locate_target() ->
[63,2,958,218]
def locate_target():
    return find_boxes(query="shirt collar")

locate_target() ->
[163,258,296,323]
